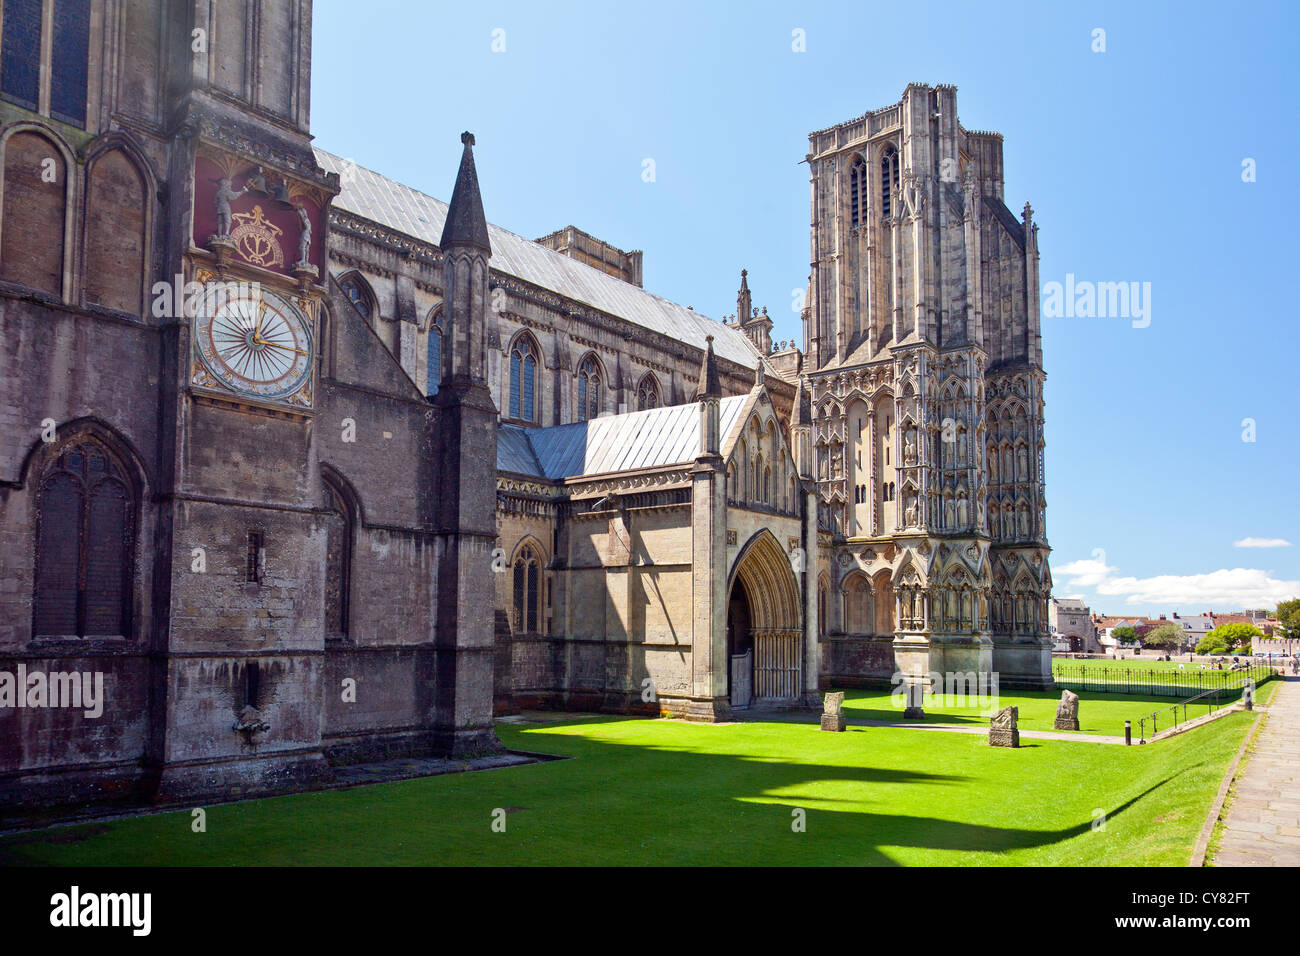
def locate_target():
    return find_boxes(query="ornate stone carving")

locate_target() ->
[1054,690,1080,731]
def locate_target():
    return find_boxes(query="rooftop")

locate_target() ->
[315,149,771,373]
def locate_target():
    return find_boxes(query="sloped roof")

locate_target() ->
[499,396,749,481]
[315,148,766,370]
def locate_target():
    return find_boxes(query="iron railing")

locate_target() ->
[1052,663,1277,698]
[1135,681,1267,742]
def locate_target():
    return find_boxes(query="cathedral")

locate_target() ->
[0,1,1050,809]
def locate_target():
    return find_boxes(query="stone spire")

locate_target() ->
[736,269,751,323]
[790,375,812,427]
[440,132,491,255]
[439,132,492,388]
[695,334,721,400]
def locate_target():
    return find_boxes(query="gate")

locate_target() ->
[730,649,752,709]
[754,629,802,701]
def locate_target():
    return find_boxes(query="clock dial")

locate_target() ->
[194,285,314,402]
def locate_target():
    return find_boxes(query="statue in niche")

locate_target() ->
[1003,448,1014,482]
[1017,446,1028,480]
[904,429,917,465]
[904,496,918,527]
[1018,506,1029,537]
[988,451,998,482]
[957,496,969,527]
[294,202,312,267]
[944,497,955,527]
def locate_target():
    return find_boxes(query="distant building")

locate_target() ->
[1050,598,1098,652]
[1171,612,1214,648]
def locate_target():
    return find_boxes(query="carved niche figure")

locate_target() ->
[944,496,955,527]
[988,449,998,483]
[956,495,969,527]
[295,203,312,266]
[214,177,248,238]
[903,495,918,527]
[1017,446,1028,481]
[1017,505,1029,537]
[904,428,917,465]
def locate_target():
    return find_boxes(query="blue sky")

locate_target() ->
[310,0,1300,616]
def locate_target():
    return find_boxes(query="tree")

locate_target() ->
[1196,633,1229,655]
[1276,598,1300,640]
[1201,622,1261,654]
[1135,622,1157,641]
[1112,625,1138,645]
[1145,622,1184,650]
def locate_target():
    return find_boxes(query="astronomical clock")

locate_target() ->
[187,142,334,413]
[189,270,317,410]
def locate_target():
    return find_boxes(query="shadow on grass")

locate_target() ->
[0,711,1204,866]
[495,713,1190,865]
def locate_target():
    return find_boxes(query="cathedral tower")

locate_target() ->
[805,84,1051,694]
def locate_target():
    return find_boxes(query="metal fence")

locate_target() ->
[1052,663,1279,699]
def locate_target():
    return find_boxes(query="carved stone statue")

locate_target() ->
[904,496,918,527]
[1017,506,1029,537]
[956,496,969,527]
[1054,690,1080,731]
[904,429,917,465]
[214,177,247,238]
[1017,446,1028,480]
[294,203,312,266]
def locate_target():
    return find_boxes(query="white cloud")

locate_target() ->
[1058,560,1300,608]
[1233,537,1292,549]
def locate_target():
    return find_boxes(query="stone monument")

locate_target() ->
[1054,689,1080,731]
[821,691,846,732]
[989,705,1019,747]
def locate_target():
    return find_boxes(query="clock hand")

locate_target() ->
[251,334,307,355]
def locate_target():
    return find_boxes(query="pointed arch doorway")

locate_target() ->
[727,530,803,707]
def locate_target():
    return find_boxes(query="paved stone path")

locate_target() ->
[1212,677,1300,866]
[742,710,1130,744]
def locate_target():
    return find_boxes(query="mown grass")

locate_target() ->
[837,686,1244,738]
[0,705,1256,867]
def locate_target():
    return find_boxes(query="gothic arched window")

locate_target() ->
[576,354,602,421]
[338,273,374,321]
[1,0,91,128]
[511,543,542,634]
[636,372,660,411]
[33,435,135,637]
[849,154,868,229]
[426,310,443,398]
[322,476,354,639]
[509,333,539,422]
[880,146,900,219]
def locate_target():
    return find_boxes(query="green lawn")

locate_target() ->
[836,686,1236,738]
[0,704,1261,866]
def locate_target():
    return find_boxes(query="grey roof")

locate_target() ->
[499,396,749,481]
[315,148,766,370]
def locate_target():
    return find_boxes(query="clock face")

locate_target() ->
[193,284,314,402]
